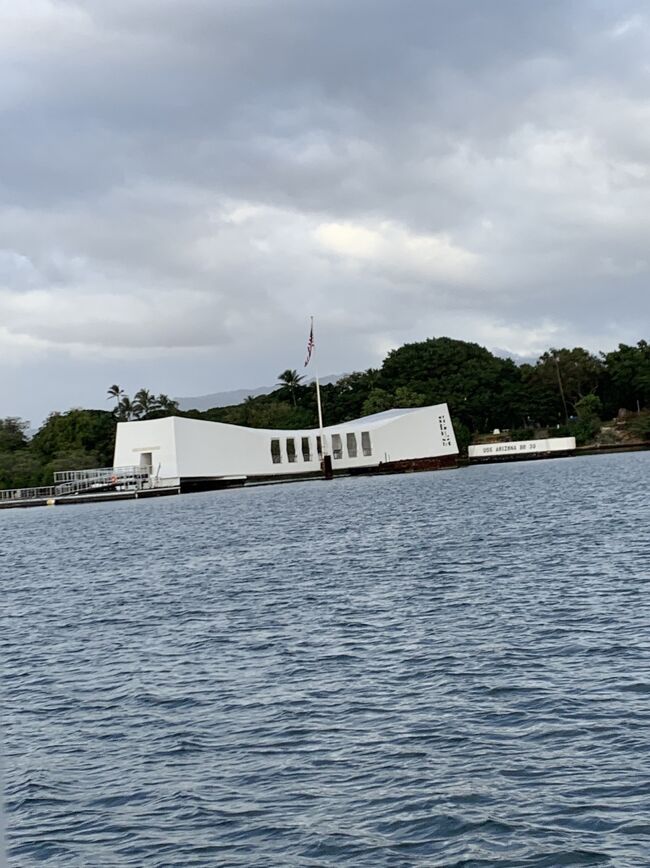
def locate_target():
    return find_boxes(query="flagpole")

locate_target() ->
[315,369,325,450]
[305,316,332,479]
[314,371,327,458]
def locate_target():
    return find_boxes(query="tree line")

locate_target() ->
[1,337,649,490]
[0,386,178,490]
[106,386,179,421]
[188,339,650,448]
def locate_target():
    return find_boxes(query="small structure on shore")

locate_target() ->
[468,436,576,463]
[112,404,459,490]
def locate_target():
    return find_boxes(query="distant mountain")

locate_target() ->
[176,386,273,411]
[176,374,345,412]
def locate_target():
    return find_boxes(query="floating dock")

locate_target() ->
[0,486,182,510]
[0,466,181,510]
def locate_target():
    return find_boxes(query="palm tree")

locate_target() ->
[133,388,158,418]
[107,384,124,412]
[117,396,137,422]
[276,369,304,407]
[156,394,179,414]
[241,394,258,424]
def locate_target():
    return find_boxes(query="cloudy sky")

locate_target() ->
[2,0,650,423]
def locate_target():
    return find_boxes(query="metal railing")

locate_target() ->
[52,465,144,484]
[0,485,56,502]
[1,465,154,503]
[53,466,151,496]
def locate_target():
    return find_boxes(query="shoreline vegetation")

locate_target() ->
[2,337,649,491]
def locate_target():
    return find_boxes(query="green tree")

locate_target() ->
[133,388,158,418]
[378,337,524,432]
[361,388,394,416]
[451,417,471,454]
[0,449,41,490]
[326,370,378,423]
[0,418,29,452]
[531,348,603,415]
[628,411,650,440]
[601,340,650,413]
[276,369,305,407]
[142,394,181,419]
[42,448,103,482]
[156,394,179,413]
[116,396,137,422]
[106,384,124,410]
[31,410,117,469]
[241,399,311,429]
[571,393,602,444]
[394,386,427,407]
[575,393,602,421]
[518,363,562,427]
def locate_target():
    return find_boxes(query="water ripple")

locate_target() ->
[2,452,650,865]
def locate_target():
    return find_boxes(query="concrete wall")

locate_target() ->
[113,404,458,483]
[113,416,180,483]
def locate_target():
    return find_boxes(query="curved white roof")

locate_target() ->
[340,406,424,429]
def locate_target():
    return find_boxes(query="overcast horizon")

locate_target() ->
[3,0,650,425]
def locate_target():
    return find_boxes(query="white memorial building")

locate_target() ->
[113,404,459,488]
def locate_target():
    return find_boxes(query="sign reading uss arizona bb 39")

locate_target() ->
[467,437,576,460]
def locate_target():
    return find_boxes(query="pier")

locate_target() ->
[0,466,180,510]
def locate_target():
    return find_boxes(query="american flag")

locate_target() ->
[304,318,315,367]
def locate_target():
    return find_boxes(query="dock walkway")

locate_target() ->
[0,466,180,510]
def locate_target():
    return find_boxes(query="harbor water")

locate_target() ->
[2,452,649,866]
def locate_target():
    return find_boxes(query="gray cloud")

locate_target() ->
[1,0,650,422]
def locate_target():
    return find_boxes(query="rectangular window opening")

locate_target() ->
[301,437,311,462]
[361,431,372,457]
[270,439,282,464]
[331,434,343,460]
[316,436,323,458]
[286,438,297,463]
[346,433,357,458]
